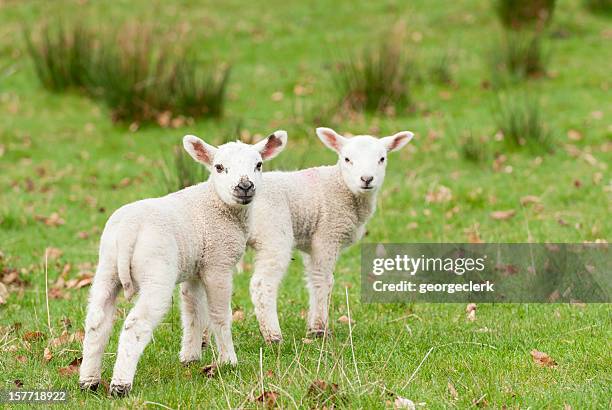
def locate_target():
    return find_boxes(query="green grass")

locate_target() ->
[0,0,610,408]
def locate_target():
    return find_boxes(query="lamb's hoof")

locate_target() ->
[180,356,201,366]
[307,328,331,338]
[79,380,99,392]
[109,383,131,398]
[264,335,283,344]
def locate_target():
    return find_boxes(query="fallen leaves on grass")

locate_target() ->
[232,310,245,322]
[520,195,541,206]
[338,315,354,324]
[530,349,557,368]
[58,357,82,376]
[202,363,217,378]
[425,185,452,203]
[14,379,24,388]
[0,282,8,304]
[15,355,27,363]
[448,381,459,400]
[45,247,63,260]
[43,347,53,362]
[394,396,416,409]
[22,331,45,342]
[466,303,477,322]
[490,210,515,220]
[35,212,65,227]
[307,379,340,406]
[256,390,280,407]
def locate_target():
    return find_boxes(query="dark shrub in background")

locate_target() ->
[488,32,548,87]
[24,23,96,91]
[495,0,557,30]
[25,22,230,126]
[494,94,552,152]
[335,39,415,115]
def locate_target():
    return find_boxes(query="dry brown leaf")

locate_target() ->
[75,277,93,289]
[448,381,459,400]
[23,331,45,342]
[202,363,217,378]
[58,357,82,376]
[49,331,71,348]
[45,247,63,260]
[307,379,339,403]
[14,379,24,388]
[338,315,354,324]
[520,195,541,206]
[43,347,53,363]
[426,185,453,203]
[530,349,557,368]
[490,210,515,220]
[35,212,65,227]
[232,310,245,322]
[0,282,8,304]
[256,390,280,407]
[466,303,477,322]
[302,338,314,344]
[15,355,27,363]
[394,396,416,409]
[567,129,582,141]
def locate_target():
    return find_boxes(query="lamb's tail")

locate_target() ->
[116,221,140,300]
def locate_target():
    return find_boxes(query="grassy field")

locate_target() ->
[0,0,611,408]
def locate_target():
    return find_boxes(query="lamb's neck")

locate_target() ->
[329,164,377,225]
[194,182,251,231]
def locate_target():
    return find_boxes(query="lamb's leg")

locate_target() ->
[203,269,237,365]
[79,262,121,390]
[110,273,175,397]
[179,278,209,364]
[303,245,338,337]
[250,246,292,343]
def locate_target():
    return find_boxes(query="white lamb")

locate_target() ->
[78,131,287,396]
[247,127,413,342]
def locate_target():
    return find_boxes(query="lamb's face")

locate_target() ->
[183,131,288,206]
[316,127,414,195]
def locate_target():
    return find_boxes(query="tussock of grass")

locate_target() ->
[488,32,548,86]
[160,145,208,194]
[459,133,489,163]
[335,39,415,115]
[583,0,612,14]
[25,22,230,125]
[24,23,95,91]
[494,95,552,151]
[495,0,556,30]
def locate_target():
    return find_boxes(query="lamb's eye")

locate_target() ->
[215,164,224,173]
[379,157,385,164]
[344,157,351,163]
[255,161,263,171]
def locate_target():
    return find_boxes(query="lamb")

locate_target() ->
[247,127,413,342]
[78,131,287,396]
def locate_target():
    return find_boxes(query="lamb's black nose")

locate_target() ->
[361,176,374,185]
[237,180,254,191]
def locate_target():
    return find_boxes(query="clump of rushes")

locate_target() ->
[429,52,453,85]
[488,32,548,86]
[583,0,612,14]
[25,22,230,126]
[495,0,556,30]
[161,145,208,194]
[24,22,96,91]
[459,133,489,163]
[335,39,415,114]
[494,95,552,151]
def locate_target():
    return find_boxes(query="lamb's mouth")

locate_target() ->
[360,186,375,191]
[233,194,254,205]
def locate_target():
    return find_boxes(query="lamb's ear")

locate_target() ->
[316,127,347,153]
[380,131,414,152]
[183,135,217,168]
[255,130,287,161]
